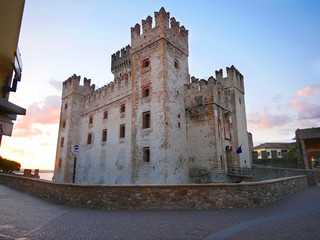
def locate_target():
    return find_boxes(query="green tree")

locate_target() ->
[0,156,21,173]
[288,146,297,158]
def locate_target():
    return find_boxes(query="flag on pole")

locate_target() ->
[236,145,242,154]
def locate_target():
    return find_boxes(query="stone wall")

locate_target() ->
[252,165,318,186]
[252,158,299,168]
[0,173,307,210]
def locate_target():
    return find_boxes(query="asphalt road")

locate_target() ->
[0,184,319,240]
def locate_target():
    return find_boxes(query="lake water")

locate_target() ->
[39,171,54,181]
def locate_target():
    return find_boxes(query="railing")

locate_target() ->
[228,167,252,177]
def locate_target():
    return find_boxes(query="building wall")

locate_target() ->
[54,8,251,185]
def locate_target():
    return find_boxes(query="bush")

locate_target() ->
[0,156,21,173]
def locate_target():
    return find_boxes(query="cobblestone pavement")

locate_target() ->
[0,184,319,240]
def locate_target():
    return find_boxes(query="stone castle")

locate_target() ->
[53,7,251,185]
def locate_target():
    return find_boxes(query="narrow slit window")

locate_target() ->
[58,158,62,167]
[120,124,125,138]
[102,129,107,142]
[60,137,64,148]
[120,104,125,113]
[142,111,150,129]
[87,133,92,144]
[174,59,179,68]
[103,111,108,119]
[143,147,150,162]
[89,116,93,124]
[143,87,150,97]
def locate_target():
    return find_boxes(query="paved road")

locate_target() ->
[0,184,319,240]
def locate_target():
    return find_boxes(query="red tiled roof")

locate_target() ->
[253,142,295,150]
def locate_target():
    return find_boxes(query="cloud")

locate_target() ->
[291,99,320,120]
[271,94,282,102]
[296,85,320,98]
[49,79,62,91]
[13,95,61,138]
[248,110,290,129]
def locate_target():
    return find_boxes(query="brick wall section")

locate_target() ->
[0,174,308,210]
[252,158,299,168]
[252,165,318,186]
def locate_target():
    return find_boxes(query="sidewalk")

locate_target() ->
[0,184,319,240]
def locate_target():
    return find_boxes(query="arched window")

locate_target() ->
[144,87,149,97]
[143,111,150,129]
[120,104,125,113]
[120,124,125,138]
[143,147,150,162]
[102,129,107,142]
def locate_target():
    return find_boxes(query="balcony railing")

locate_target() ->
[228,167,252,177]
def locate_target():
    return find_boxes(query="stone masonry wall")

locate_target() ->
[252,165,318,186]
[252,158,299,168]
[0,174,307,210]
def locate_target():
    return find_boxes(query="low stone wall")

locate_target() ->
[0,173,307,210]
[252,158,299,168]
[252,165,318,186]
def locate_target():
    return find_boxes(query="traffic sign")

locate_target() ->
[72,144,81,155]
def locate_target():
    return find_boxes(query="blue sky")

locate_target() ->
[1,0,319,169]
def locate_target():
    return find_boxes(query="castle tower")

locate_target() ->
[129,7,190,184]
[53,75,94,183]
[221,65,251,168]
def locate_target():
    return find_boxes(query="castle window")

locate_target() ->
[239,98,242,104]
[143,86,150,97]
[87,133,92,144]
[120,104,125,113]
[143,147,150,162]
[103,111,108,119]
[60,137,64,148]
[142,59,150,68]
[102,129,107,142]
[89,116,93,124]
[174,59,179,69]
[142,111,150,129]
[64,103,68,110]
[62,120,66,128]
[58,158,62,168]
[178,122,180,128]
[120,124,125,138]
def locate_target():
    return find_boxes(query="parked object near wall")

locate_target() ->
[0,173,308,210]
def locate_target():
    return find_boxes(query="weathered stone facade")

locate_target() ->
[54,8,251,185]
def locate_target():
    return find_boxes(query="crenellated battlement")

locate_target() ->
[184,74,232,111]
[82,72,132,112]
[62,74,95,99]
[215,65,245,94]
[130,7,188,55]
[111,45,131,74]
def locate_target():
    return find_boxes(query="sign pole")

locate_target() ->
[71,144,81,184]
[72,155,77,183]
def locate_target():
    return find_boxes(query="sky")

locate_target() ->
[1,0,319,170]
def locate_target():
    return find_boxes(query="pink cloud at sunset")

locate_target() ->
[248,110,290,130]
[290,99,320,120]
[13,95,61,138]
[296,84,320,98]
